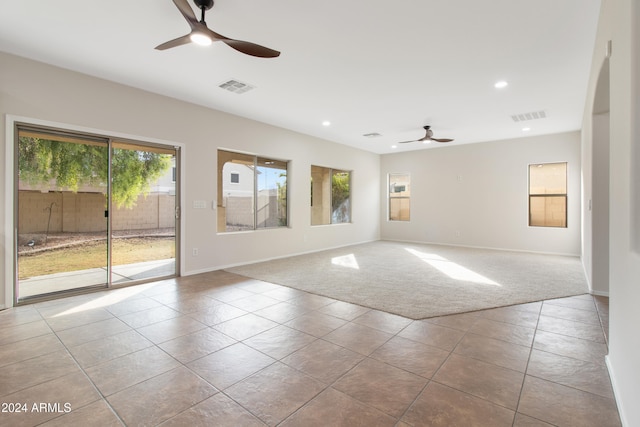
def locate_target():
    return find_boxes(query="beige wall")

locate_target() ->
[581,0,640,425]
[1,51,381,308]
[380,132,582,255]
[3,6,639,423]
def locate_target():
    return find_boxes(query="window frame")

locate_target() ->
[310,165,352,226]
[217,149,289,233]
[388,172,411,221]
[528,161,568,228]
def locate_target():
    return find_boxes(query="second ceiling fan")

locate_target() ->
[399,126,454,144]
[156,0,280,58]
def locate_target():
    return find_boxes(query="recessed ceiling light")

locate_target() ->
[494,81,508,89]
[391,145,398,149]
[522,127,531,132]
[322,121,331,127]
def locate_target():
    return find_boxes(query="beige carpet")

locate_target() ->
[226,241,589,319]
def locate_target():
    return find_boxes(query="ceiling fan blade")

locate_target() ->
[172,0,198,28]
[203,27,279,57]
[398,126,453,144]
[159,0,280,58]
[156,0,201,50]
[222,39,281,58]
[155,34,192,50]
[398,132,430,143]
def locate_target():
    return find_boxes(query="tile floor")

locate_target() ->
[0,271,620,426]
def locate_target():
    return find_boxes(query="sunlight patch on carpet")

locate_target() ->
[405,248,500,286]
[226,241,588,319]
[331,253,360,269]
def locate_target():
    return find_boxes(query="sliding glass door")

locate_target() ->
[16,128,110,299]
[110,142,178,285]
[15,125,179,302]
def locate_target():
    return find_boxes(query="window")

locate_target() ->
[389,173,410,221]
[529,162,567,227]
[217,150,288,232]
[310,166,351,225]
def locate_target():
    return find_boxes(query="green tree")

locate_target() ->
[276,172,287,226]
[331,171,350,211]
[19,137,172,208]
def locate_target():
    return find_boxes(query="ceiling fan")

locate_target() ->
[156,0,280,58]
[398,126,454,144]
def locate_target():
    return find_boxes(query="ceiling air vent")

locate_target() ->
[218,79,255,94]
[363,133,382,138]
[511,110,547,122]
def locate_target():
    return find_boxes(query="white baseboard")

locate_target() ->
[605,355,629,427]
[382,238,581,257]
[580,256,592,292]
[579,256,610,297]
[184,239,379,276]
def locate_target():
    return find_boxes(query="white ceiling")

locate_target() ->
[0,0,601,154]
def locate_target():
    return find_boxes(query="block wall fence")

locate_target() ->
[18,191,175,233]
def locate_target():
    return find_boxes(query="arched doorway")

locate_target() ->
[591,57,610,341]
[592,59,610,295]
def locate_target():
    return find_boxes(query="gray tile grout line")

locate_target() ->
[512,297,544,427]
[3,285,616,426]
[34,309,129,426]
[31,293,239,426]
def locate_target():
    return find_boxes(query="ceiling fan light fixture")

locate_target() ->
[190,32,212,46]
[397,125,454,144]
[156,0,280,57]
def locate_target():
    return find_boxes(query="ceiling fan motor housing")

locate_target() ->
[193,0,214,10]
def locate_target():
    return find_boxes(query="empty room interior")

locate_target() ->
[0,1,639,426]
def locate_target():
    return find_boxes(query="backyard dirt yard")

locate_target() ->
[18,230,175,279]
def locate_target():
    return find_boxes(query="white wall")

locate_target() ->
[380,132,582,255]
[581,0,640,425]
[591,112,610,295]
[0,52,380,308]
